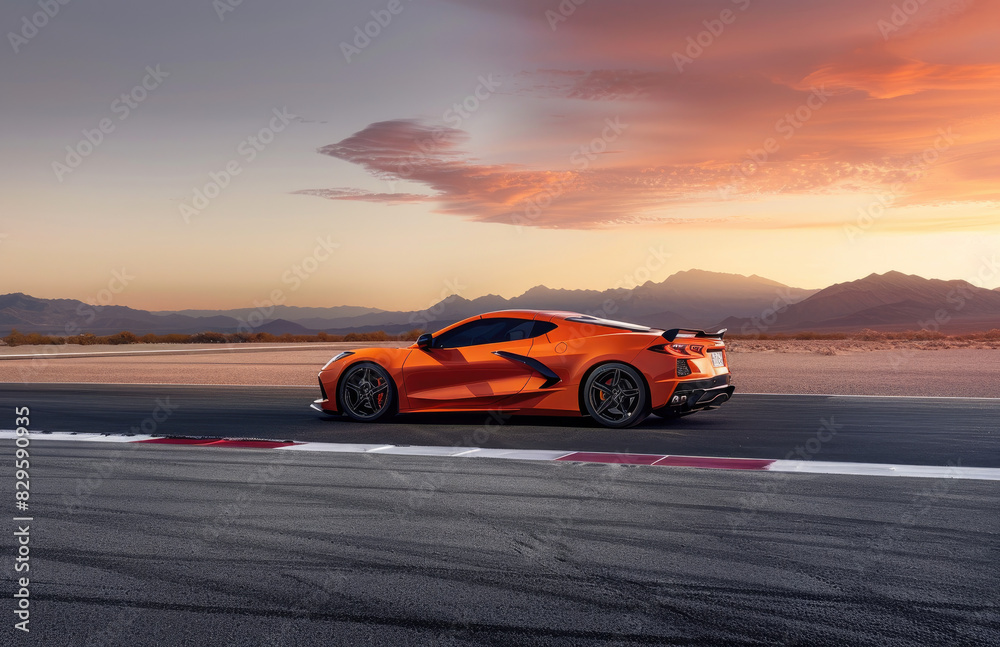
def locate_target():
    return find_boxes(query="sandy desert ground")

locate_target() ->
[1,341,998,397]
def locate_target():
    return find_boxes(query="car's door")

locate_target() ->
[402,318,540,410]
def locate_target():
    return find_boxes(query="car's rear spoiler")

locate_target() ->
[661,328,727,342]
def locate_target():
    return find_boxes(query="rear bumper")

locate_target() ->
[683,383,735,409]
[664,375,735,412]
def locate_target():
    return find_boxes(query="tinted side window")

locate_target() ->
[505,320,558,342]
[433,318,556,348]
[433,319,511,348]
[531,321,557,338]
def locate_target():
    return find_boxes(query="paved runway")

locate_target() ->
[8,441,999,646]
[2,383,998,645]
[5,383,999,466]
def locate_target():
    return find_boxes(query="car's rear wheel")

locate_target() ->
[338,362,397,422]
[583,362,649,428]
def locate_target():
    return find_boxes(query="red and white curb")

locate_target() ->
[3,430,998,481]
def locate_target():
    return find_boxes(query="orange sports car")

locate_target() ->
[311,310,734,428]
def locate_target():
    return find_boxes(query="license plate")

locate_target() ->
[710,351,725,367]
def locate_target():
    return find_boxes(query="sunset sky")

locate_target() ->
[2,0,998,311]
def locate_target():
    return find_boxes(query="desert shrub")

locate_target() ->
[954,329,1000,342]
[190,331,227,343]
[854,328,886,341]
[344,330,393,342]
[106,331,140,345]
[908,329,947,341]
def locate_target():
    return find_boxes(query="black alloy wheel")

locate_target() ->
[338,362,397,422]
[583,362,649,428]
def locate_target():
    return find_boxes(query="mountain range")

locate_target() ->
[719,271,1000,334]
[2,270,998,337]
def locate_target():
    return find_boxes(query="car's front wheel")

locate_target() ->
[582,362,649,428]
[338,362,397,422]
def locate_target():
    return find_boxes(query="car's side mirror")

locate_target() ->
[416,333,433,350]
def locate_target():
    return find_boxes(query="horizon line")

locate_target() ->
[4,268,998,314]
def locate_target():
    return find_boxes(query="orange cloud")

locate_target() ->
[301,1,1000,229]
[796,56,1000,99]
[300,120,928,229]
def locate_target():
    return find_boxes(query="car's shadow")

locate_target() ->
[314,410,698,430]
[306,409,724,455]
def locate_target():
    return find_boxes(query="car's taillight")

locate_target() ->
[677,359,692,377]
[649,343,725,358]
[649,343,708,358]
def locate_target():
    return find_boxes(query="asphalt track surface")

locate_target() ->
[5,383,1000,467]
[3,384,999,645]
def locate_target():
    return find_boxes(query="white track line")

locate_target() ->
[6,432,157,443]
[2,431,997,480]
[767,460,996,480]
